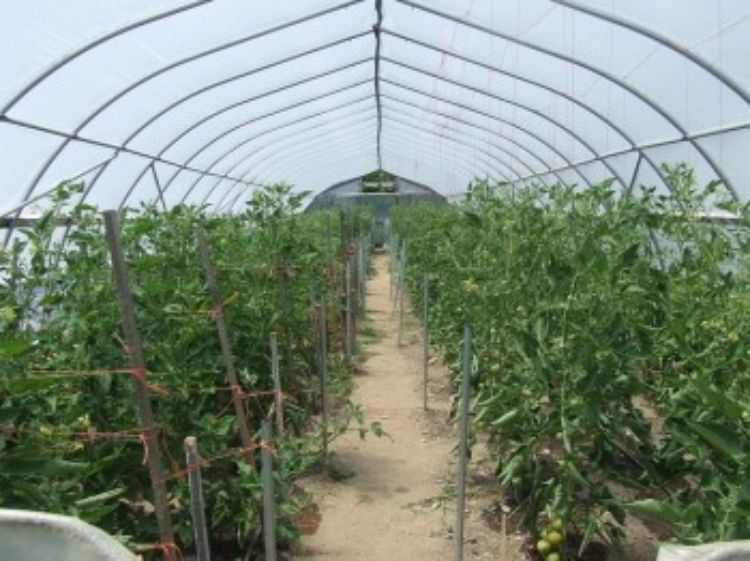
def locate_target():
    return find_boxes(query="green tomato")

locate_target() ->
[546,553,561,561]
[536,539,551,555]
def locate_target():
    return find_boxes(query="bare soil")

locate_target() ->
[292,253,660,561]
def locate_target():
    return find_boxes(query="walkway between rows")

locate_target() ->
[293,252,511,561]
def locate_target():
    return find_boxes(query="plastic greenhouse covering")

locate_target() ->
[1,0,749,232]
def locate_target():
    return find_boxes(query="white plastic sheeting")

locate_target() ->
[1,0,748,224]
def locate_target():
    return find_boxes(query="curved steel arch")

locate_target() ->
[394,0,739,200]
[174,100,375,206]
[381,78,596,188]
[168,97,375,207]
[245,121,504,190]
[382,93,567,182]
[7,0,368,236]
[144,79,373,199]
[193,110,378,206]
[118,79,373,207]
[382,110,529,180]
[379,32,675,194]
[381,117,519,181]
[551,0,750,105]
[224,130,485,213]
[222,137,379,213]
[175,98,377,206]
[383,98,555,179]
[383,30,633,149]
[229,124,498,207]
[109,61,372,205]
[0,0,211,115]
[213,132,379,211]
[204,96,526,204]
[82,33,372,206]
[382,58,637,190]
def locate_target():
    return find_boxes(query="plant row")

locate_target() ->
[391,164,750,559]
[0,182,372,558]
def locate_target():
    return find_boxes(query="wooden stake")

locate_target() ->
[103,210,175,555]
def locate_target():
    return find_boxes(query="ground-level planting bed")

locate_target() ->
[392,165,750,560]
[0,182,375,559]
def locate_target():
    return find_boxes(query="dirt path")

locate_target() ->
[293,253,522,561]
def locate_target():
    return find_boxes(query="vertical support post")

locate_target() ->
[269,332,284,435]
[345,256,353,366]
[422,271,429,411]
[360,237,367,316]
[455,324,472,561]
[319,292,329,459]
[195,227,255,457]
[103,210,175,554]
[397,242,406,346]
[184,437,210,561]
[261,420,277,561]
[389,233,395,302]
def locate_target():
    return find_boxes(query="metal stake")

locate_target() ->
[103,210,175,552]
[261,420,277,561]
[345,256,352,366]
[320,293,329,459]
[269,332,284,435]
[455,324,472,561]
[184,436,210,561]
[422,271,429,410]
[397,242,406,346]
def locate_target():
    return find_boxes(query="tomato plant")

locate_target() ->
[0,182,372,557]
[392,164,750,555]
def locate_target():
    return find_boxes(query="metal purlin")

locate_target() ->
[82,32,373,205]
[174,98,377,207]
[374,0,384,169]
[380,30,674,192]
[395,0,740,200]
[2,0,367,240]
[132,39,615,209]
[178,86,534,205]
[380,79,596,188]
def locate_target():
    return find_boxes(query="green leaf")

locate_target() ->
[74,487,125,508]
[0,457,89,477]
[685,419,744,463]
[624,498,700,526]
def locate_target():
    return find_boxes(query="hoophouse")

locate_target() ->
[1,3,750,561]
